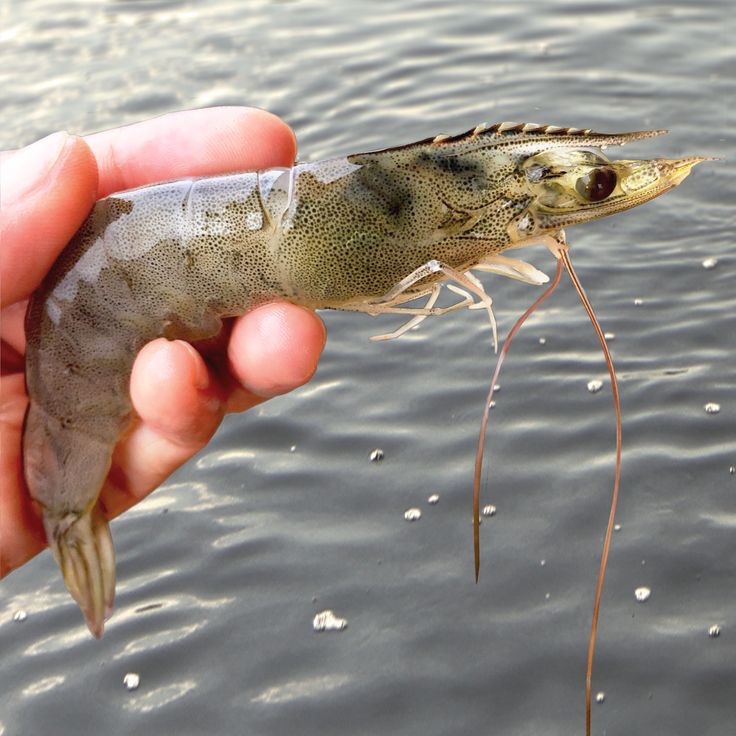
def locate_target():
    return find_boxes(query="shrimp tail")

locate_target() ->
[43,505,115,639]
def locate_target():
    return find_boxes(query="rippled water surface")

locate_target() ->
[1,1,734,735]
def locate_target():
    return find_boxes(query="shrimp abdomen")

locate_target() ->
[23,170,290,636]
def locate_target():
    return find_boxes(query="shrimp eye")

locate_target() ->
[575,167,617,202]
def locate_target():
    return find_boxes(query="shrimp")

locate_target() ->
[24,121,705,649]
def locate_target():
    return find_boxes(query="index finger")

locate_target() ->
[86,106,298,198]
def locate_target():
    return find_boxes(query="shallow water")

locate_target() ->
[1,1,734,734]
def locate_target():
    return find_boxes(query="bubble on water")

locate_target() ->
[634,298,643,306]
[702,257,718,269]
[313,609,347,632]
[370,448,384,462]
[604,332,615,341]
[587,379,603,394]
[123,673,140,691]
[427,494,440,505]
[13,610,27,623]
[708,624,721,638]
[704,402,720,415]
[595,692,606,704]
[538,337,547,345]
[634,587,651,602]
[482,504,497,517]
[404,508,422,521]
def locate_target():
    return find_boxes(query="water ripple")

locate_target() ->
[250,674,353,705]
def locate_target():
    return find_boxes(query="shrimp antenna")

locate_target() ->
[560,249,622,736]
[472,257,564,581]
[471,250,621,736]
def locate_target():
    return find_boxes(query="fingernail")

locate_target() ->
[1,131,71,205]
[176,340,211,390]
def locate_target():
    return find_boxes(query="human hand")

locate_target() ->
[0,107,326,576]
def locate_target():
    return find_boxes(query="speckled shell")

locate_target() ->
[23,121,695,637]
[23,122,665,515]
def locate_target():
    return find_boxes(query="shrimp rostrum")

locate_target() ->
[23,121,705,638]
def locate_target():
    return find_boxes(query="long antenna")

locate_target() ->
[560,250,622,736]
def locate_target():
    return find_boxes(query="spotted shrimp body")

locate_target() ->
[23,121,705,638]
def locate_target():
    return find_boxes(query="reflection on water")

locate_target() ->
[123,679,197,714]
[250,674,353,705]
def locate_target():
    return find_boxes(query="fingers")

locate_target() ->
[0,301,27,359]
[103,338,225,518]
[0,134,98,307]
[0,106,297,334]
[86,106,297,198]
[102,302,325,517]
[0,373,46,575]
[227,302,327,404]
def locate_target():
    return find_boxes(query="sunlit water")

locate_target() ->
[1,2,734,735]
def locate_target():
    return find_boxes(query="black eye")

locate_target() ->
[575,167,617,202]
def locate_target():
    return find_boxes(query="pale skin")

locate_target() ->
[0,106,326,576]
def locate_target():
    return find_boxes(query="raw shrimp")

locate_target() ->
[23,121,704,649]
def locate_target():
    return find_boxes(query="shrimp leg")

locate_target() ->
[356,259,497,346]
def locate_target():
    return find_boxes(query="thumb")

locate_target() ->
[0,133,98,307]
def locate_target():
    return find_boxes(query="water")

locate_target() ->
[1,1,734,735]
